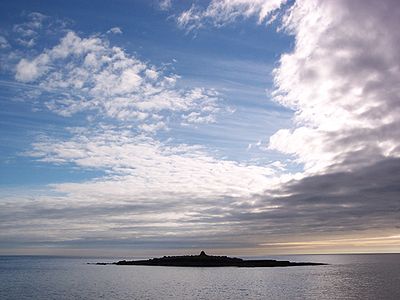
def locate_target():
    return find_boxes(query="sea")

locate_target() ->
[0,254,399,299]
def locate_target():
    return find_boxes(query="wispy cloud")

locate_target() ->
[0,36,10,49]
[27,126,276,200]
[10,12,71,48]
[159,0,172,11]
[106,27,122,35]
[13,12,48,47]
[177,0,287,31]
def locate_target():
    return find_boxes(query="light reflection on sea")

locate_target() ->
[0,254,399,299]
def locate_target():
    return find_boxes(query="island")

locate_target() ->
[92,251,327,267]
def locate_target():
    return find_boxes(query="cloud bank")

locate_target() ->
[270,0,400,175]
[1,0,400,254]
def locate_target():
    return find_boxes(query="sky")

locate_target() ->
[0,0,399,257]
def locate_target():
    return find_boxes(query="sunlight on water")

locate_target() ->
[1,254,399,299]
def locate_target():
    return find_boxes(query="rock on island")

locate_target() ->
[94,251,327,267]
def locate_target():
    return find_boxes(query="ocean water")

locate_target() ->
[0,254,399,299]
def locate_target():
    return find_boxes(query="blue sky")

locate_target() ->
[1,0,399,256]
[0,0,294,186]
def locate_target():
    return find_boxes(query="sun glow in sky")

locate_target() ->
[0,0,399,256]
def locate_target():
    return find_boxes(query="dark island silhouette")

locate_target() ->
[93,251,327,267]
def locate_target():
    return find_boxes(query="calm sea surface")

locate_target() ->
[1,254,399,299]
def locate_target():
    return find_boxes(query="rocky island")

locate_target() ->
[94,251,327,267]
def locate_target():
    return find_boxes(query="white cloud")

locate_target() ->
[177,0,287,30]
[14,31,223,130]
[145,69,158,80]
[182,111,216,125]
[174,0,400,177]
[107,27,122,34]
[27,127,277,200]
[15,55,49,82]
[139,121,167,133]
[159,0,172,11]
[269,0,400,174]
